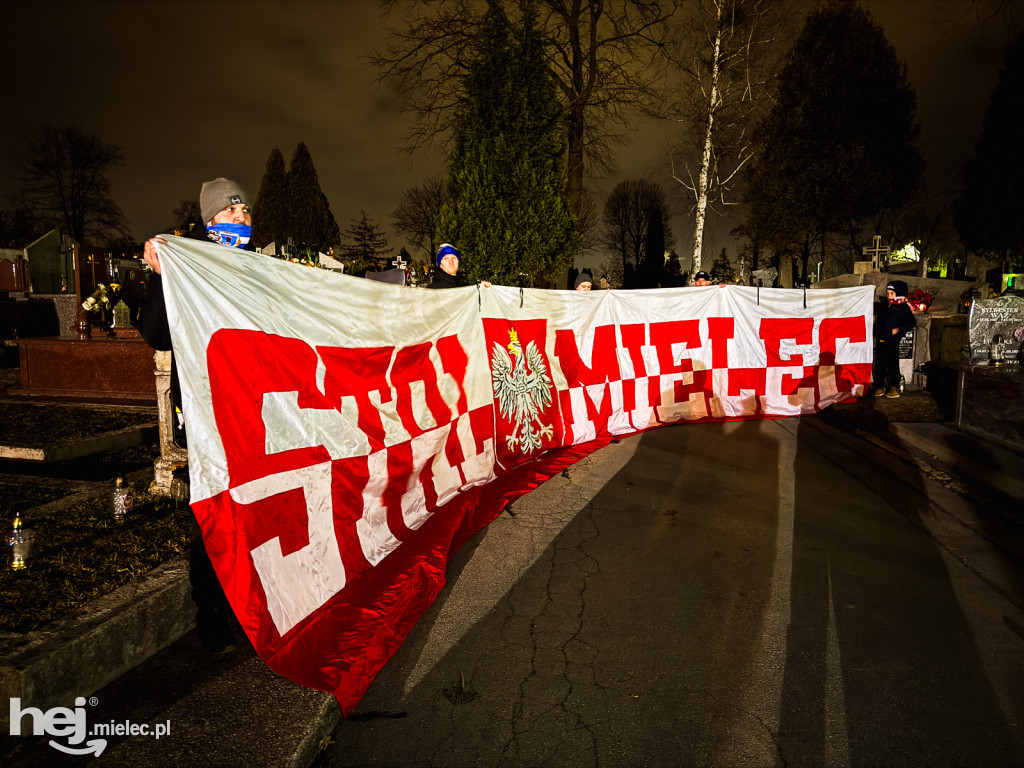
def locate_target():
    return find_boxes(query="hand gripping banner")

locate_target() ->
[155,237,873,713]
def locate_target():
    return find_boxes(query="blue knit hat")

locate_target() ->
[436,243,461,268]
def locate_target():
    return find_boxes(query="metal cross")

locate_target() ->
[84,253,102,288]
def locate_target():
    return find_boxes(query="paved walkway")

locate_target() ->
[318,415,1023,767]
[2,392,1021,767]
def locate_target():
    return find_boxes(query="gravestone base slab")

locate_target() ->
[12,336,156,404]
[0,560,193,731]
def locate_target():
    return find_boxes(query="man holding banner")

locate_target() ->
[427,243,463,289]
[140,177,256,654]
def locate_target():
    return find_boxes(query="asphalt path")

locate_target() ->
[321,416,1024,768]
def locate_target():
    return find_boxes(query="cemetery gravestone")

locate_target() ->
[957,294,1024,452]
[898,328,915,386]
[966,295,1024,365]
[12,244,157,403]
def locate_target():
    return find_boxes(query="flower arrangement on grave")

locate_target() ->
[907,287,933,312]
[81,283,121,314]
[287,254,324,269]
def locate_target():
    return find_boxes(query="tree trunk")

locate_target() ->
[566,107,585,224]
[689,4,723,275]
[563,4,587,227]
[821,228,831,279]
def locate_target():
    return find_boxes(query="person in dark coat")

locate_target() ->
[427,243,462,289]
[574,272,593,291]
[139,177,255,653]
[873,279,916,399]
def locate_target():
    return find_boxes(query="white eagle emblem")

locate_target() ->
[491,329,554,454]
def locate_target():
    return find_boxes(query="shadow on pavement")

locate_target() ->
[780,416,1018,766]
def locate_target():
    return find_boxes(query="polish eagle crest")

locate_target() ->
[490,328,554,454]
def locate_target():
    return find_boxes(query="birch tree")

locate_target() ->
[661,0,787,273]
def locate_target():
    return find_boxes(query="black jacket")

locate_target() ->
[138,226,255,444]
[874,299,916,343]
[426,270,461,289]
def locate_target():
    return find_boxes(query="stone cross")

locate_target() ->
[862,235,890,270]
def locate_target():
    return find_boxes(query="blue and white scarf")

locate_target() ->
[206,223,251,249]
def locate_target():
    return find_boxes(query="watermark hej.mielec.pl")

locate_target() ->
[9,696,171,758]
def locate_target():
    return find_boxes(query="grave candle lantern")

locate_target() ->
[112,300,131,329]
[7,515,35,570]
[111,475,133,523]
[989,334,1006,367]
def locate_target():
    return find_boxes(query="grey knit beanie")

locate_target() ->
[200,178,249,224]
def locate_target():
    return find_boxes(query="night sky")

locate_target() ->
[0,0,1018,266]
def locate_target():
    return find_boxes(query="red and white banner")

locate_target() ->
[156,236,873,713]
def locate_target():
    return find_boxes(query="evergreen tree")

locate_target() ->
[743,0,922,277]
[639,203,668,288]
[711,247,735,282]
[663,251,683,287]
[251,147,289,249]
[319,190,341,249]
[288,141,339,253]
[338,210,393,267]
[373,0,676,230]
[435,0,580,285]
[954,31,1024,272]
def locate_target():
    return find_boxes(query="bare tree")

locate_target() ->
[597,254,624,288]
[936,0,1024,36]
[660,0,790,273]
[371,0,680,226]
[602,178,674,288]
[13,124,131,246]
[393,175,446,261]
[0,205,45,248]
[170,200,202,232]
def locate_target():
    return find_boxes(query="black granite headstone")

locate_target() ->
[967,295,1024,365]
[898,328,914,359]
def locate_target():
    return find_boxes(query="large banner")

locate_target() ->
[156,237,873,713]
